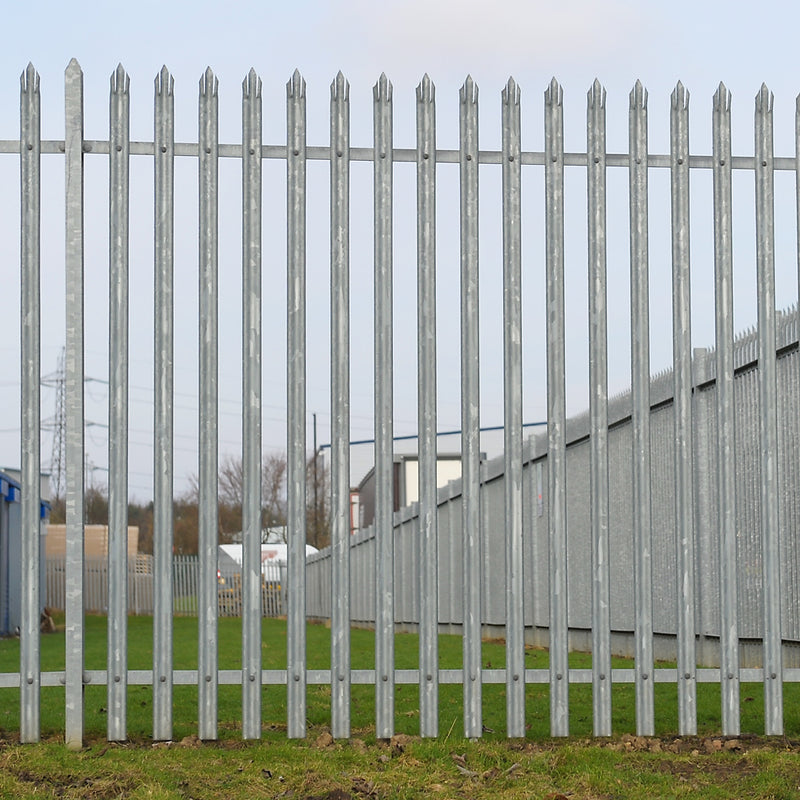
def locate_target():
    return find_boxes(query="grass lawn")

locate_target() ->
[0,615,798,799]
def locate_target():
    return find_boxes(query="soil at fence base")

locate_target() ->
[0,730,796,799]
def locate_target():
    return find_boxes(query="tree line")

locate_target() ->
[48,452,331,554]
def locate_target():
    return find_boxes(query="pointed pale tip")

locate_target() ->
[287,69,306,99]
[503,76,520,106]
[155,66,174,97]
[111,63,129,95]
[671,80,688,110]
[21,63,39,94]
[200,66,218,97]
[65,58,82,82]
[545,77,562,107]
[629,79,647,109]
[416,73,434,103]
[713,81,730,112]
[587,78,605,109]
[374,72,392,102]
[756,82,773,112]
[331,71,349,101]
[460,75,478,104]
[243,68,262,99]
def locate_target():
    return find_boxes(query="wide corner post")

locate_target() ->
[108,63,130,743]
[502,77,525,739]
[242,68,263,741]
[330,71,351,740]
[373,73,395,740]
[755,84,783,736]
[286,69,308,740]
[416,74,438,738]
[459,75,482,740]
[64,57,86,752]
[713,82,739,737]
[153,65,175,743]
[587,79,611,738]
[20,62,42,744]
[545,77,568,738]
[629,80,654,737]
[198,66,219,742]
[670,82,696,736]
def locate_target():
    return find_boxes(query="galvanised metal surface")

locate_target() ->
[670,82,696,736]
[373,73,394,739]
[107,64,130,743]
[713,82,739,736]
[502,77,525,739]
[755,84,783,735]
[629,80,654,737]
[153,65,175,743]
[587,79,611,737]
[286,69,307,740]
[330,72,351,740]
[416,73,438,738]
[12,67,800,746]
[64,58,85,752]
[241,68,262,741]
[20,63,40,744]
[459,75,481,740]
[197,67,219,741]
[545,77,568,738]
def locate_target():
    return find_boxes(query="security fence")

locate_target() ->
[43,555,286,617]
[6,60,800,748]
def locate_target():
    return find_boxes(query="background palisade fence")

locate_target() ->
[6,59,800,749]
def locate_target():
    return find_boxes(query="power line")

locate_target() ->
[318,421,547,450]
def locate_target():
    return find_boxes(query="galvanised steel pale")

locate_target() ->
[286,68,307,740]
[330,71,351,741]
[501,76,525,740]
[241,67,262,741]
[459,74,481,740]
[629,79,654,738]
[20,62,41,745]
[416,73,438,739]
[545,76,568,738]
[198,66,219,742]
[587,78,611,738]
[670,81,696,737]
[755,83,783,736]
[107,63,130,743]
[153,64,175,743]
[373,73,394,740]
[64,58,85,752]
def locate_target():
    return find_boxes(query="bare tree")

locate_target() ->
[262,452,287,530]
[218,455,244,509]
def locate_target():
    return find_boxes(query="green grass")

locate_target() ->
[0,614,798,741]
[1,617,799,799]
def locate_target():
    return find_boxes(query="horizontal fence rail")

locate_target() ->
[6,60,800,746]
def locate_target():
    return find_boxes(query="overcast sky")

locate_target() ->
[0,0,798,499]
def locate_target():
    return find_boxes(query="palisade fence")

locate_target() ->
[43,556,287,618]
[6,58,800,749]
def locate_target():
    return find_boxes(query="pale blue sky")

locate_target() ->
[1,1,798,497]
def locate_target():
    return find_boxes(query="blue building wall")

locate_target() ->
[0,471,48,636]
